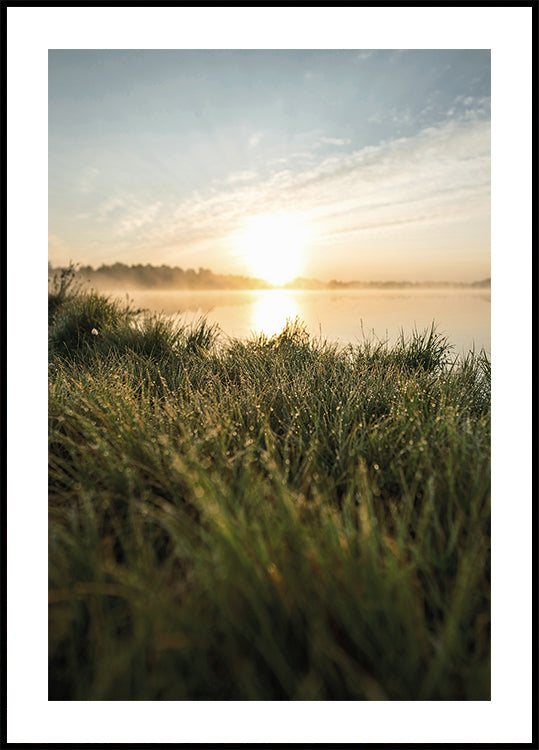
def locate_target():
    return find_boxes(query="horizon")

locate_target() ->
[49,49,491,284]
[48,259,491,289]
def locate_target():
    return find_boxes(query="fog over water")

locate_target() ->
[110,287,490,356]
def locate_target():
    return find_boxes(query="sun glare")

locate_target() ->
[251,289,300,336]
[238,214,307,286]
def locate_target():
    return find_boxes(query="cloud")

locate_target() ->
[267,151,319,168]
[224,170,258,185]
[450,94,491,120]
[114,200,164,237]
[248,131,264,149]
[370,95,490,133]
[53,113,490,267]
[319,137,352,147]
[96,195,127,220]
[247,122,479,241]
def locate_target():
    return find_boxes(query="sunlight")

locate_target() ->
[251,290,300,336]
[238,213,307,286]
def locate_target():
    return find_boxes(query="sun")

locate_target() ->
[238,213,307,286]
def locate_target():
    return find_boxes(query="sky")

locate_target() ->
[49,49,491,282]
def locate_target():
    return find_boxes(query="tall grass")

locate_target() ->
[49,279,490,700]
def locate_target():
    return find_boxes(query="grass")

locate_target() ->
[48,267,490,700]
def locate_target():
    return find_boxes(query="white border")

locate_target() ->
[7,5,533,744]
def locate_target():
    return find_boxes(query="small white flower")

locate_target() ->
[91,328,99,336]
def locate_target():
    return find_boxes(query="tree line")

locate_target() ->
[49,262,272,290]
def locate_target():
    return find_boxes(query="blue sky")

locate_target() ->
[49,49,491,281]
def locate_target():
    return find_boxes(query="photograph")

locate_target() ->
[47,48,492,702]
[5,3,535,745]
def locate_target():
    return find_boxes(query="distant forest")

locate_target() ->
[50,262,272,290]
[48,262,491,291]
[325,277,491,290]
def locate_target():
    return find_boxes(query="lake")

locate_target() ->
[114,288,490,356]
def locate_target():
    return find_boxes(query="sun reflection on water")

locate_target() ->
[250,290,300,337]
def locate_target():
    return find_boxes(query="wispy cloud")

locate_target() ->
[114,201,163,237]
[369,94,490,132]
[223,170,258,185]
[447,94,490,120]
[319,137,352,147]
[248,131,264,149]
[53,109,489,273]
[96,195,127,220]
[85,114,489,265]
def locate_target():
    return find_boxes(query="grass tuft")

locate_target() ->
[48,272,490,700]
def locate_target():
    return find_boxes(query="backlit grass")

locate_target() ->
[48,269,490,700]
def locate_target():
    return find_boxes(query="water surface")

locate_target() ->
[115,288,490,356]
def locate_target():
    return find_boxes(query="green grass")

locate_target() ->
[48,272,490,700]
